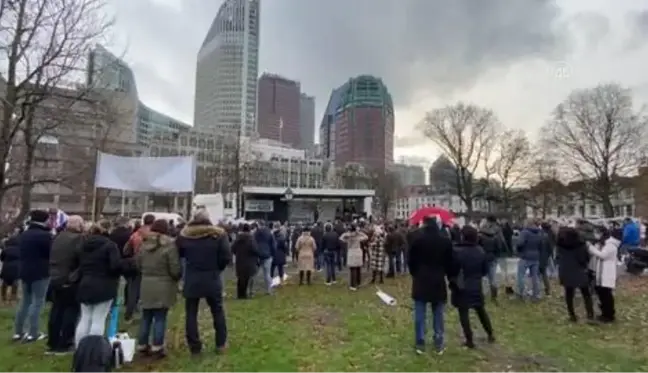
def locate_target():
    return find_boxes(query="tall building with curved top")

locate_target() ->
[86,44,191,146]
[333,75,394,170]
[194,0,260,136]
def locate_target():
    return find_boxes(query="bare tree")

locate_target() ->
[370,169,401,219]
[418,102,499,214]
[486,129,531,211]
[526,152,564,219]
[542,83,648,217]
[0,0,112,232]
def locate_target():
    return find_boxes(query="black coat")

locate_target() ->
[321,231,341,254]
[176,222,232,299]
[232,232,260,278]
[109,226,132,256]
[77,234,129,305]
[450,244,489,308]
[311,226,324,251]
[273,230,288,265]
[0,236,21,282]
[557,228,590,288]
[18,223,53,282]
[408,225,456,304]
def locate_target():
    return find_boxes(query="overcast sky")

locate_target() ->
[107,0,648,165]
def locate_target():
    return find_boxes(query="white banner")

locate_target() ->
[94,152,196,193]
[244,199,274,212]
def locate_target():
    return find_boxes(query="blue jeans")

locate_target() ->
[324,252,337,283]
[486,259,498,288]
[516,258,540,299]
[14,278,50,337]
[413,301,445,351]
[261,258,272,294]
[137,308,168,347]
[314,251,323,270]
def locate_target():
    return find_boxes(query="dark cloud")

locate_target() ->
[113,0,570,123]
[626,9,648,49]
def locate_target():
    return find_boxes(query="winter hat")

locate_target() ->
[29,209,49,223]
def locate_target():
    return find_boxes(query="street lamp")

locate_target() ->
[284,187,293,223]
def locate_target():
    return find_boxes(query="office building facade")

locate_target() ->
[257,73,301,147]
[299,93,316,149]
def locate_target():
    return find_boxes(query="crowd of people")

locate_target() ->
[0,207,638,363]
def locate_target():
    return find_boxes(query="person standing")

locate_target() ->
[478,217,506,301]
[369,226,386,284]
[449,225,495,349]
[176,210,231,355]
[136,219,182,359]
[295,227,316,285]
[123,214,155,322]
[47,215,85,354]
[13,210,53,343]
[515,219,543,300]
[408,217,455,355]
[253,221,276,295]
[75,220,133,347]
[232,224,260,299]
[588,228,620,323]
[0,232,20,305]
[311,222,324,272]
[340,225,368,291]
[271,223,288,285]
[556,226,594,323]
[321,223,341,285]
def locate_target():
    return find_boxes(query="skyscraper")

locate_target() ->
[333,75,394,170]
[319,82,349,161]
[299,93,316,149]
[194,0,260,135]
[256,73,301,147]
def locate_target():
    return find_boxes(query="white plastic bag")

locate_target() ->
[110,333,135,363]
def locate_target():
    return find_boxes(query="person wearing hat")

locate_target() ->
[13,209,53,342]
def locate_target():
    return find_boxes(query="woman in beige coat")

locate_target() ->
[296,227,316,285]
[341,224,368,291]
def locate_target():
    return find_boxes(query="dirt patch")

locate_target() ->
[310,307,342,328]
[480,342,562,372]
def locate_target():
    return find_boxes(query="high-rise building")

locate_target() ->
[86,45,190,146]
[333,75,394,170]
[319,82,349,161]
[194,0,260,136]
[391,163,426,186]
[299,93,315,149]
[256,73,301,147]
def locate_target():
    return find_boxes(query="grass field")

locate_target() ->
[0,268,647,372]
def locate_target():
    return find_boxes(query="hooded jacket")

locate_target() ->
[556,227,590,288]
[176,221,232,298]
[516,227,545,261]
[137,232,182,309]
[478,222,506,261]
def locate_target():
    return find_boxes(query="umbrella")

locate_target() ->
[409,206,455,226]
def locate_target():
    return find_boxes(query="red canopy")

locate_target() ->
[409,206,455,226]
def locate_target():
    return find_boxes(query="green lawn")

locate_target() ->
[0,270,648,371]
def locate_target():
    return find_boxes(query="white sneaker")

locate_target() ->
[331,280,337,284]
[12,333,23,342]
[349,287,357,291]
[325,282,332,286]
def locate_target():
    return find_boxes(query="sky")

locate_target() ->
[107,0,648,168]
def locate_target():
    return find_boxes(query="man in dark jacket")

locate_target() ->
[176,211,231,355]
[109,217,132,257]
[253,221,276,295]
[311,222,324,271]
[13,210,53,342]
[478,216,507,300]
[290,225,301,264]
[408,217,456,355]
[47,215,85,354]
[385,225,405,278]
[516,219,544,300]
[320,223,340,285]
